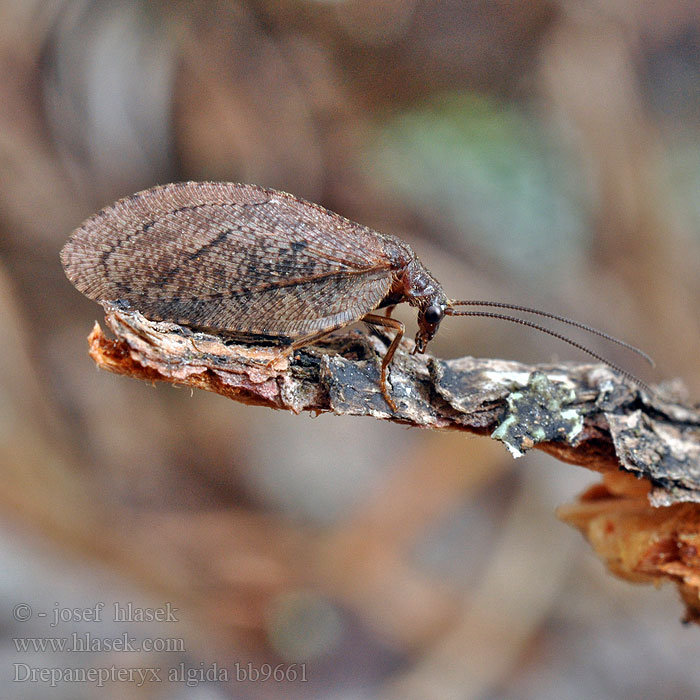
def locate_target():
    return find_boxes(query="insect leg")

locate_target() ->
[264,326,344,369]
[361,313,405,411]
[384,304,396,318]
[289,327,344,352]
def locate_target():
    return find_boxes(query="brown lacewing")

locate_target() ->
[60,182,652,410]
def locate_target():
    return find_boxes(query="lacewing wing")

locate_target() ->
[61,181,651,411]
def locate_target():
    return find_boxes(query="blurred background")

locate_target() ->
[1,0,700,697]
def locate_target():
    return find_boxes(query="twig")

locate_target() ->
[87,302,700,621]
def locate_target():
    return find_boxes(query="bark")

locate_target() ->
[87,302,700,621]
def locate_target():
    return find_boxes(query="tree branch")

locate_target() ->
[87,302,700,621]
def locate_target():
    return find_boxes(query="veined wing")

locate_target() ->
[61,182,397,338]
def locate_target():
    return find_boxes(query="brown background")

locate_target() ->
[1,1,700,698]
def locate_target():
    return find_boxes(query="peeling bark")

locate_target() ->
[86,302,700,621]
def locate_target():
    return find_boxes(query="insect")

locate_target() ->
[61,182,652,410]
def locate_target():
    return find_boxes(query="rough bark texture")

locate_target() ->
[88,302,700,620]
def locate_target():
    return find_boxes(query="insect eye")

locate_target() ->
[424,304,444,325]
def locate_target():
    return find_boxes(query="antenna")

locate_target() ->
[450,300,653,366]
[444,307,651,392]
